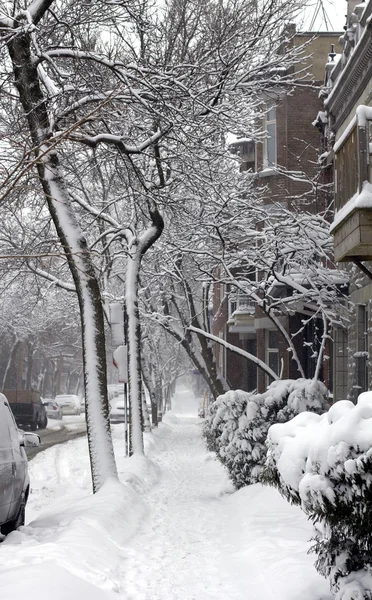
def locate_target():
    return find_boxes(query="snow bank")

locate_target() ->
[204,379,329,488]
[0,394,332,600]
[265,391,372,600]
[0,427,161,600]
[219,484,331,600]
[0,563,119,600]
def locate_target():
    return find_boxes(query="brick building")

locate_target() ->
[323,0,372,401]
[213,30,342,394]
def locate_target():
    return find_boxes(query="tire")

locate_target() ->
[1,497,26,536]
[38,415,47,430]
[30,419,38,431]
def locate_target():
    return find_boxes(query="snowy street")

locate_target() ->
[26,414,87,459]
[0,386,331,600]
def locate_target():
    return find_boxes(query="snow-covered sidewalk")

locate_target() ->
[0,386,331,600]
[119,399,331,600]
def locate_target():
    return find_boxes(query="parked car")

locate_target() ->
[78,396,86,413]
[0,393,40,535]
[42,399,63,420]
[109,394,128,423]
[3,389,47,430]
[55,394,81,416]
[107,384,122,403]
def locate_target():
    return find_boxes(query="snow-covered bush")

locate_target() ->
[264,391,372,600]
[203,389,251,455]
[204,379,329,489]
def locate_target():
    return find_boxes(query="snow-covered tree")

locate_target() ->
[0,278,83,396]
[143,158,348,398]
[0,0,313,486]
[204,379,329,488]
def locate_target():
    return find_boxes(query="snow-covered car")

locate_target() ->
[78,395,86,413]
[0,393,40,535]
[55,394,81,416]
[42,399,63,420]
[109,394,128,423]
[108,384,123,403]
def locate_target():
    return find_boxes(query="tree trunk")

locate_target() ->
[155,372,163,415]
[2,339,20,390]
[17,342,26,390]
[141,361,158,427]
[75,367,84,395]
[126,211,164,454]
[142,391,151,433]
[26,340,35,390]
[51,360,58,398]
[8,28,117,492]
[56,355,63,396]
[126,248,145,455]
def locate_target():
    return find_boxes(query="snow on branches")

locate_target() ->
[203,379,329,489]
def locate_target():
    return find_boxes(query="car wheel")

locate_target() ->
[1,497,26,536]
[38,416,47,429]
[31,419,38,431]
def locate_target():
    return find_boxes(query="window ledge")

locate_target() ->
[258,167,277,178]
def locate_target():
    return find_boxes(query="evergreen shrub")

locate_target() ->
[263,392,372,600]
[203,378,329,489]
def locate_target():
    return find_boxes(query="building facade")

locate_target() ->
[324,0,372,401]
[213,30,342,394]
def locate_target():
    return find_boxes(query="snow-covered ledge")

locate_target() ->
[331,105,372,262]
[330,181,372,235]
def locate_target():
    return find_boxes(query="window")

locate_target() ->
[266,330,279,383]
[0,402,11,448]
[355,305,369,394]
[228,296,237,319]
[334,108,372,212]
[228,291,255,319]
[5,404,20,447]
[334,125,358,211]
[263,107,276,168]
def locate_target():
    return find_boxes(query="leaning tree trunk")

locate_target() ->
[184,278,227,399]
[125,209,164,454]
[8,27,117,492]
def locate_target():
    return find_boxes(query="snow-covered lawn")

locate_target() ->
[0,386,331,600]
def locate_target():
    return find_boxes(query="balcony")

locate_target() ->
[330,105,372,262]
[228,138,255,172]
[228,295,256,333]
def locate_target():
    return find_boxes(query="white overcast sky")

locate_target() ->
[299,0,348,31]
